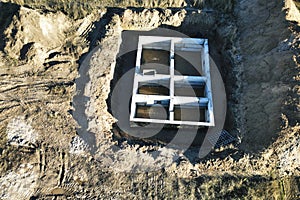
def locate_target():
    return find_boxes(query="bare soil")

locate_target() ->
[0,0,299,199]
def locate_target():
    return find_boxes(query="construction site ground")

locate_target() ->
[0,0,299,199]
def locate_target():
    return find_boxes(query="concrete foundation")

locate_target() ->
[130,36,215,126]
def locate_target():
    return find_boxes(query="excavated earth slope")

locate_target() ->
[0,0,299,199]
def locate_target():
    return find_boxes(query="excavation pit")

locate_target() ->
[109,28,228,146]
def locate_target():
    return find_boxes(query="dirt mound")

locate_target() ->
[2,0,235,19]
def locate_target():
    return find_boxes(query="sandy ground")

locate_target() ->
[0,0,299,199]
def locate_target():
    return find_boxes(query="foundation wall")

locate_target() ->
[130,36,214,126]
